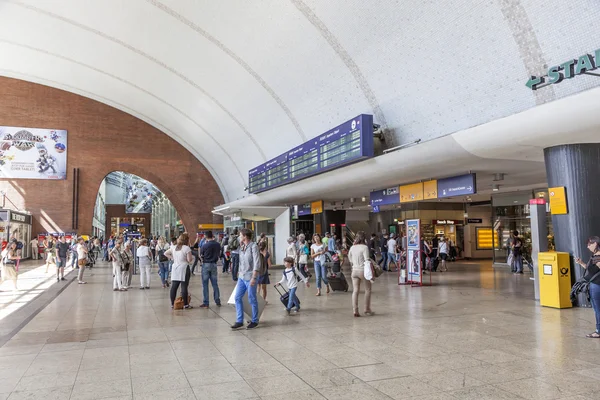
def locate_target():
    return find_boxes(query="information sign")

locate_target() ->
[400,182,424,203]
[370,187,399,206]
[437,173,476,198]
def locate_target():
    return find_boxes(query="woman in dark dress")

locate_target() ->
[575,236,600,338]
[258,240,271,304]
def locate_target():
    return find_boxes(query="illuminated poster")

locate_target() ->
[125,176,154,213]
[406,219,422,284]
[0,126,67,179]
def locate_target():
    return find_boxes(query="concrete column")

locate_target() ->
[529,201,548,301]
[544,144,600,306]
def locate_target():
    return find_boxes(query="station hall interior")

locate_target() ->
[1,1,600,399]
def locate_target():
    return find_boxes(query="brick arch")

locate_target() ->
[0,76,224,236]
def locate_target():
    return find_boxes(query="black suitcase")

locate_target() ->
[274,284,300,308]
[328,271,348,292]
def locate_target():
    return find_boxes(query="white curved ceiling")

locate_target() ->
[1,0,599,203]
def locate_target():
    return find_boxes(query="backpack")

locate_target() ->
[158,248,168,262]
[229,235,239,251]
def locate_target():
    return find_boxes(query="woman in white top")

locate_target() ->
[347,231,373,317]
[137,239,153,289]
[76,238,88,284]
[438,238,449,272]
[311,234,329,296]
[1,242,20,291]
[109,241,125,291]
[165,237,193,309]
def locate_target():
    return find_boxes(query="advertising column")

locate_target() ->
[405,219,422,285]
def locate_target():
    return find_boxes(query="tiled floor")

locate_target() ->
[0,260,599,400]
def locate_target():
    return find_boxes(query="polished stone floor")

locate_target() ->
[0,260,599,400]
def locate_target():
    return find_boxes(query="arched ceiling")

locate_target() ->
[1,0,599,203]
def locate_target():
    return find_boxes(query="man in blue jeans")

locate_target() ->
[199,231,221,308]
[231,228,261,330]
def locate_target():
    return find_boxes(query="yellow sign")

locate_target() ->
[548,187,567,215]
[311,200,323,214]
[197,224,224,230]
[476,228,493,250]
[400,182,423,203]
[423,180,437,200]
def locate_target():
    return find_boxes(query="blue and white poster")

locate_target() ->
[406,219,421,284]
[0,126,67,179]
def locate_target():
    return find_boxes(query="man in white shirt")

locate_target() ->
[387,234,398,270]
[30,237,39,260]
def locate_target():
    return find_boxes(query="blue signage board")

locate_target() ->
[370,187,400,206]
[297,203,312,216]
[372,205,380,213]
[437,173,476,198]
[249,114,374,193]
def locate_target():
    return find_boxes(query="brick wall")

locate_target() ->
[0,77,224,237]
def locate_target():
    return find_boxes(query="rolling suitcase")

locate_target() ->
[274,284,300,309]
[327,270,349,292]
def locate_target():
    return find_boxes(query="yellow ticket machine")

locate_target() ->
[538,252,572,309]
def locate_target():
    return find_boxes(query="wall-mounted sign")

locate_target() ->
[372,205,380,213]
[249,115,374,193]
[370,187,399,206]
[297,203,312,216]
[400,182,424,203]
[432,219,462,225]
[198,223,224,230]
[548,186,568,215]
[467,218,483,224]
[526,48,600,90]
[0,126,68,180]
[437,173,476,198]
[311,200,323,214]
[423,180,438,200]
[4,211,32,225]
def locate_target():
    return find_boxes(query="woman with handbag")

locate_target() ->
[296,234,311,280]
[347,231,373,317]
[574,236,600,338]
[1,241,20,291]
[156,236,170,288]
[109,240,126,291]
[121,242,134,289]
[165,236,194,309]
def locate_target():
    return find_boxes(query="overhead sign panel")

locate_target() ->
[370,187,399,206]
[311,200,323,214]
[248,114,374,194]
[400,182,424,203]
[437,173,476,198]
[423,180,438,200]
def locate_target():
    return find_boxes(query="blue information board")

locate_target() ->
[437,173,476,198]
[370,187,400,206]
[249,115,374,194]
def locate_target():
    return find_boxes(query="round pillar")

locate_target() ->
[544,144,600,306]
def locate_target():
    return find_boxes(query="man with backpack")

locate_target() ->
[229,228,240,281]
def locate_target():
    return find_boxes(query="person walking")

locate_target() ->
[231,228,261,330]
[1,241,19,291]
[165,237,193,309]
[137,239,153,289]
[369,233,378,261]
[286,237,297,261]
[229,228,240,282]
[438,238,449,272]
[378,233,389,271]
[199,231,221,308]
[30,237,39,260]
[44,236,57,273]
[311,234,329,296]
[574,236,600,338]
[55,236,70,282]
[191,236,200,275]
[110,240,126,291]
[221,234,230,273]
[387,234,398,271]
[121,242,133,289]
[347,231,373,317]
[76,237,88,284]
[511,230,524,274]
[258,241,271,303]
[156,237,170,288]
[297,234,310,280]
[276,256,310,315]
[327,232,336,255]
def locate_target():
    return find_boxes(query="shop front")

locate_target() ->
[491,190,554,265]
[0,209,33,257]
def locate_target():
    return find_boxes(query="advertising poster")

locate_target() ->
[406,219,421,284]
[125,175,155,213]
[0,126,67,179]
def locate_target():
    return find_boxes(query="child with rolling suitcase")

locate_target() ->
[275,257,310,315]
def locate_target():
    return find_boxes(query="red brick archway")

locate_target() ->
[0,77,223,236]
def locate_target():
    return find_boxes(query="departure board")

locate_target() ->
[249,114,374,194]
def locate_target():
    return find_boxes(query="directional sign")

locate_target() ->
[526,48,600,90]
[370,187,400,206]
[437,173,476,198]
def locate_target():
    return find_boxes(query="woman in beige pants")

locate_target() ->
[347,231,373,317]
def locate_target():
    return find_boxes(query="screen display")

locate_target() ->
[249,115,374,194]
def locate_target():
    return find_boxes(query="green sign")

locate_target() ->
[526,48,600,90]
